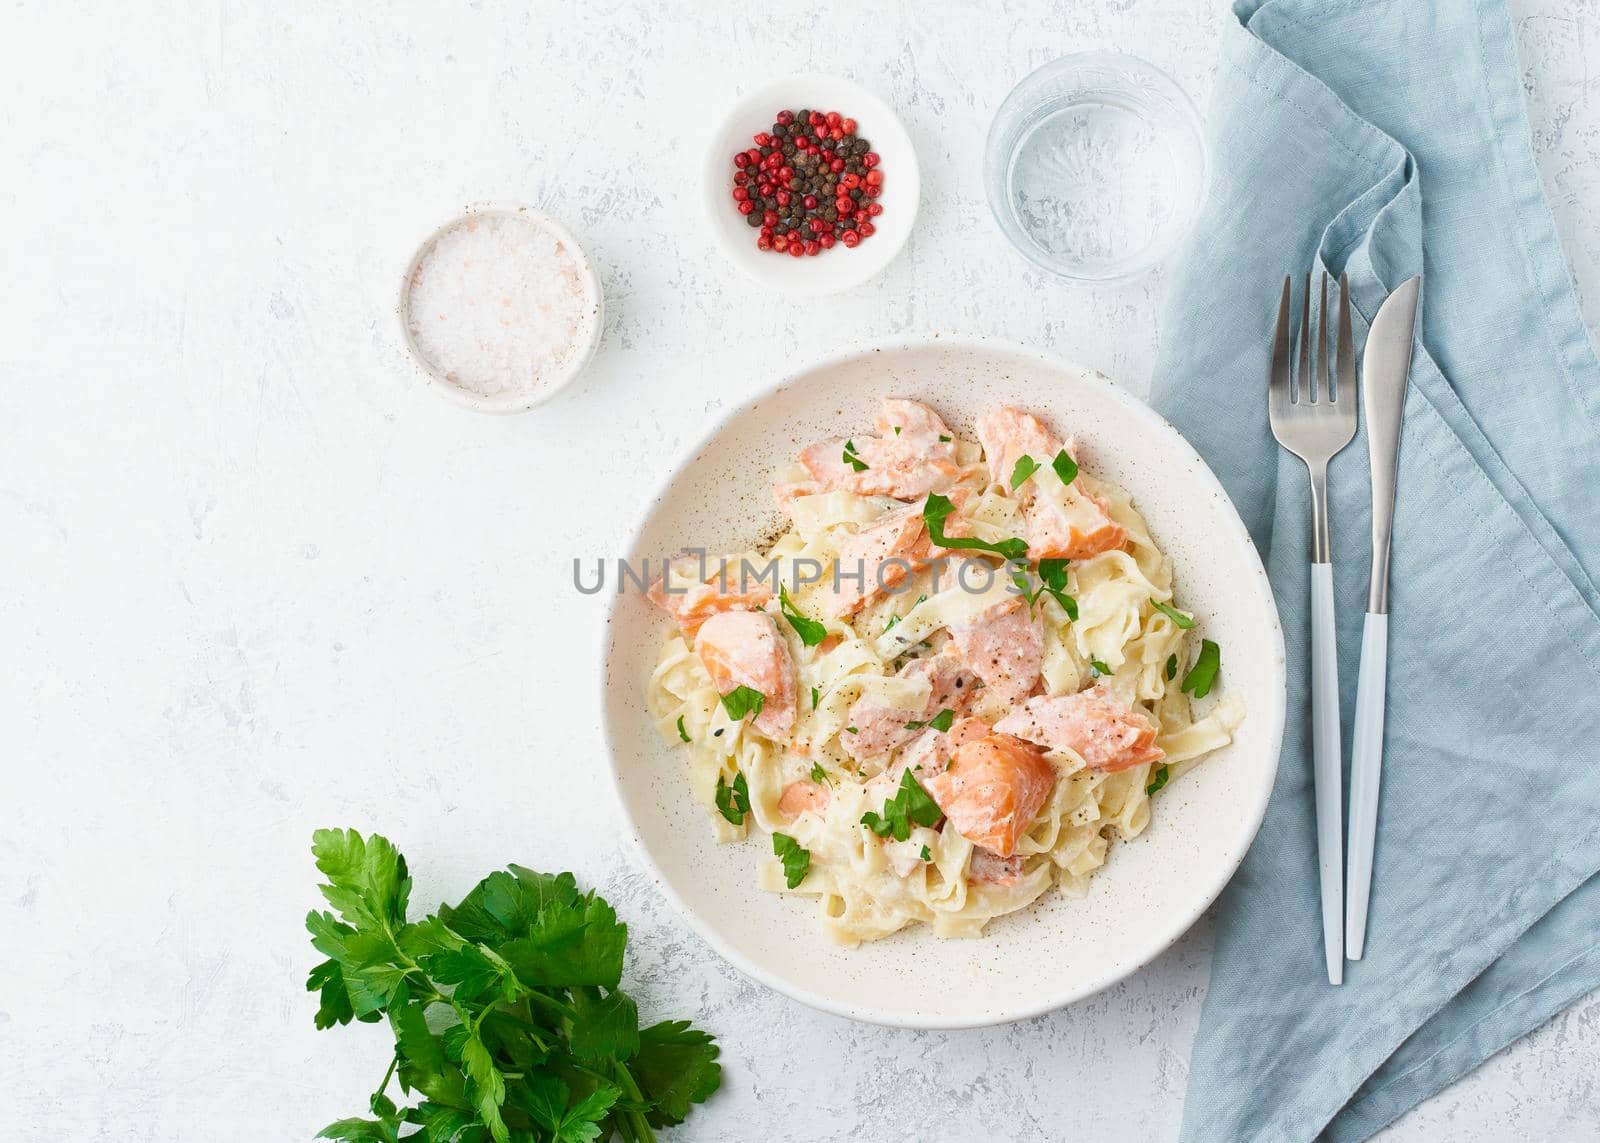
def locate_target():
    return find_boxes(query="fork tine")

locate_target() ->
[1271,277,1293,420]
[1298,272,1311,404]
[1337,271,1353,404]
[1316,271,1330,403]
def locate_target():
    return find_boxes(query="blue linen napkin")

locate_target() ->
[1149,1,1600,1139]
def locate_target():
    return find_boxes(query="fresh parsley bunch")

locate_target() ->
[306,829,721,1142]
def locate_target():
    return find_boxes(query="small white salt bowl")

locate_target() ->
[702,74,920,297]
[399,203,604,414]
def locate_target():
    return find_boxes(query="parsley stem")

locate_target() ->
[610,1060,657,1143]
[521,986,579,1023]
[374,1050,398,1103]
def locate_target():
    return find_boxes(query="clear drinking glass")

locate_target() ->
[984,52,1209,283]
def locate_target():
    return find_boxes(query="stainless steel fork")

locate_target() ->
[1269,271,1357,986]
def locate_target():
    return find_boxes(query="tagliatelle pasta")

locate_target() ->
[646,400,1245,946]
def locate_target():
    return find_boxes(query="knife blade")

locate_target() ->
[1345,274,1420,961]
[1361,275,1420,614]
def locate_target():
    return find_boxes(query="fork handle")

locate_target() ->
[1345,612,1388,960]
[1310,562,1344,985]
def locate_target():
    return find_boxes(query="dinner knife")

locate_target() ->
[1345,275,1421,961]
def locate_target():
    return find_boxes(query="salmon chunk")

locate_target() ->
[967,847,1025,885]
[922,733,1056,858]
[648,555,774,636]
[1023,485,1129,561]
[778,779,830,819]
[844,654,976,761]
[894,728,952,781]
[799,398,961,500]
[693,610,797,740]
[976,406,1061,488]
[828,502,932,617]
[993,685,1164,772]
[975,405,1127,560]
[949,597,1043,705]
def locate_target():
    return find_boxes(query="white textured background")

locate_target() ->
[4,2,1598,1139]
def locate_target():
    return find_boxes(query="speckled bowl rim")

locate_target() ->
[599,336,1285,1028]
[397,202,604,414]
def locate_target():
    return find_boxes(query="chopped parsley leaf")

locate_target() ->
[861,770,943,842]
[715,771,751,825]
[908,708,955,732]
[1019,558,1078,621]
[779,585,828,646]
[923,492,1028,561]
[842,439,869,472]
[1052,449,1079,486]
[845,726,858,734]
[810,761,833,787]
[893,426,901,435]
[1146,764,1170,796]
[676,714,690,742]
[1181,639,1221,698]
[1090,659,1112,678]
[772,832,811,888]
[720,685,766,721]
[1009,454,1041,490]
[811,685,820,710]
[1165,653,1178,681]
[1153,600,1196,629]
[919,845,932,862]
[938,434,952,443]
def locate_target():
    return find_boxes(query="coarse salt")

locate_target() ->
[404,210,598,403]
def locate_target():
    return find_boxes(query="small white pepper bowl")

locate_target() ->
[398,203,604,414]
[702,74,919,297]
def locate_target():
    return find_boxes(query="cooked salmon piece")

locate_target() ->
[773,479,826,516]
[949,597,1043,705]
[778,779,830,819]
[993,685,1164,772]
[873,715,991,802]
[1022,485,1129,561]
[894,727,951,780]
[648,555,774,636]
[827,502,932,617]
[921,733,1056,858]
[975,405,1128,560]
[967,847,1025,885]
[693,610,797,740]
[798,398,961,500]
[843,654,976,760]
[946,714,993,751]
[976,406,1061,488]
[875,397,957,449]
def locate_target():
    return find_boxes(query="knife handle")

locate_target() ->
[1345,611,1388,960]
[1310,563,1344,985]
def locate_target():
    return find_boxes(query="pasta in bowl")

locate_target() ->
[602,340,1284,1026]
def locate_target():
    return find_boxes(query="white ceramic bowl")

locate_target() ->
[701,75,919,296]
[398,203,603,414]
[601,339,1285,1028]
